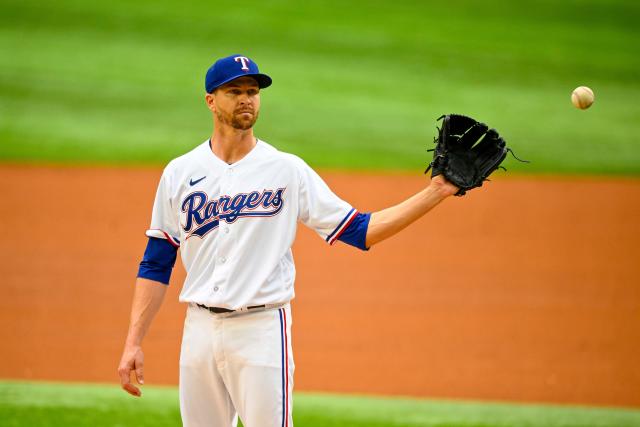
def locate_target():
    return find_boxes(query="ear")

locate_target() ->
[205,92,216,112]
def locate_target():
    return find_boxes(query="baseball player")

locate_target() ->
[118,54,459,427]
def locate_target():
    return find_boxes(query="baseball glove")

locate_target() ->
[425,114,527,196]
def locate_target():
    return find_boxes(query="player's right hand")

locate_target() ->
[118,345,145,397]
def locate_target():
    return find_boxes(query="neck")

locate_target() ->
[210,125,256,164]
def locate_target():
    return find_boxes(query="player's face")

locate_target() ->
[207,77,261,130]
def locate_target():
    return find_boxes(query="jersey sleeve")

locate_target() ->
[337,212,371,251]
[145,167,181,248]
[137,237,178,285]
[296,159,358,245]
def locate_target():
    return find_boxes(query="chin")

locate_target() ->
[232,121,255,131]
[231,116,257,130]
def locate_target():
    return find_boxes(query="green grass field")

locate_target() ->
[2,381,640,427]
[1,0,639,174]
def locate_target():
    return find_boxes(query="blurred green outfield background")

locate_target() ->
[2,381,640,427]
[1,0,639,173]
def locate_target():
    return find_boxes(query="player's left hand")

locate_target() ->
[430,175,459,198]
[425,114,528,196]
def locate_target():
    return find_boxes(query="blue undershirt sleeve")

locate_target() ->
[137,237,178,285]
[337,212,371,251]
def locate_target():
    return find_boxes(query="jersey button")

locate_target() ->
[224,228,230,234]
[214,286,219,292]
[220,257,227,263]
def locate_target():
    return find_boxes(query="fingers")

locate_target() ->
[135,365,145,385]
[118,365,141,396]
[123,381,142,397]
[118,350,144,397]
[134,350,145,385]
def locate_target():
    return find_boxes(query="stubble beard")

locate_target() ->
[216,109,259,130]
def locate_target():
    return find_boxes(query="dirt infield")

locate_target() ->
[0,164,638,407]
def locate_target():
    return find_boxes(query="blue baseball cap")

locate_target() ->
[205,54,272,93]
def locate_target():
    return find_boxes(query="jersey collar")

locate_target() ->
[206,138,262,169]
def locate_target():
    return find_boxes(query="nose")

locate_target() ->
[238,92,251,105]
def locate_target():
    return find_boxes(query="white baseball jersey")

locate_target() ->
[145,139,357,310]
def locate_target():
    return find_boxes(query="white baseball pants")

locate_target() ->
[179,303,294,427]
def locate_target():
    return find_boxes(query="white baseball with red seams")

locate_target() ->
[146,137,356,426]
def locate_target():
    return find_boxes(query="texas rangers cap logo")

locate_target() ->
[234,56,250,71]
[205,54,272,93]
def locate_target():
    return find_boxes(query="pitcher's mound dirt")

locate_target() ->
[0,165,638,407]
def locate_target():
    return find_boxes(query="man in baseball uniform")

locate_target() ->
[118,54,459,426]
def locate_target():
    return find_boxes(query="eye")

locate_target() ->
[248,89,259,96]
[230,89,241,95]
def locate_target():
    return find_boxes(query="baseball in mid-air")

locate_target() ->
[571,86,594,110]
